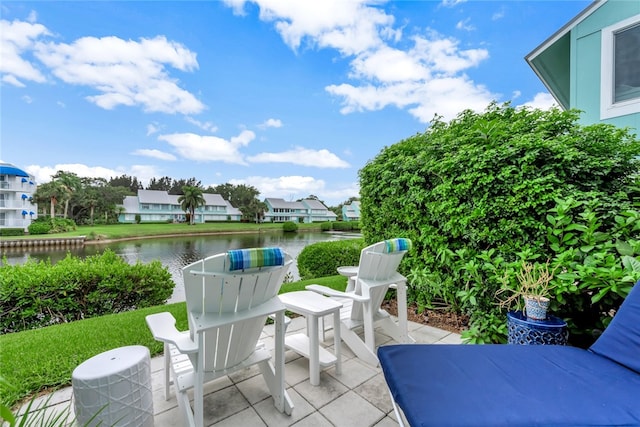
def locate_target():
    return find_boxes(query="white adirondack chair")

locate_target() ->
[307,238,414,366]
[146,247,294,427]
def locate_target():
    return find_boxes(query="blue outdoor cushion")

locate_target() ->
[590,280,640,374]
[226,247,285,271]
[379,343,640,426]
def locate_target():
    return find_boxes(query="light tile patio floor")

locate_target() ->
[26,317,462,426]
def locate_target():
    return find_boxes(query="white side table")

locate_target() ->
[337,266,358,292]
[279,291,342,386]
[72,345,154,427]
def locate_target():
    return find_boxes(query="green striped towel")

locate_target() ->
[384,238,412,253]
[227,247,285,271]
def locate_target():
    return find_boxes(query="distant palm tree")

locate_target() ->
[178,186,206,225]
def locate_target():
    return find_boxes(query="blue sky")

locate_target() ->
[1,0,590,206]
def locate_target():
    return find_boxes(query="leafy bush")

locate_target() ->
[27,221,51,235]
[0,249,174,333]
[0,228,24,237]
[283,221,298,232]
[135,214,141,224]
[298,239,365,280]
[320,222,332,231]
[360,103,640,344]
[331,222,354,231]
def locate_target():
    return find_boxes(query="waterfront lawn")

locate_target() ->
[0,275,346,408]
[11,222,323,241]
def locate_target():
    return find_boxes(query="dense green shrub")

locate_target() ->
[135,214,141,224]
[331,222,354,231]
[283,221,298,232]
[27,217,76,235]
[0,249,174,334]
[320,222,332,231]
[0,228,24,237]
[360,103,640,344]
[27,221,51,235]
[298,239,365,280]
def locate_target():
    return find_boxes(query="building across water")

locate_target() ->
[0,162,38,231]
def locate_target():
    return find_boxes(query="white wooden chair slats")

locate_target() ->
[146,247,294,427]
[307,239,414,366]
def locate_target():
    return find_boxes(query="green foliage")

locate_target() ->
[135,214,141,224]
[0,229,24,237]
[331,222,359,231]
[320,222,332,231]
[0,250,174,334]
[27,221,50,235]
[298,239,365,280]
[360,103,640,344]
[282,221,298,232]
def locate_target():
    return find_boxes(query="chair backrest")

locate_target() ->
[589,279,640,373]
[351,238,411,320]
[183,247,292,372]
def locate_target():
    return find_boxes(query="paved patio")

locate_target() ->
[26,317,462,426]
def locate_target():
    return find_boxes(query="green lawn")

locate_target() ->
[0,275,346,408]
[9,222,323,241]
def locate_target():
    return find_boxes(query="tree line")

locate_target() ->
[33,172,359,225]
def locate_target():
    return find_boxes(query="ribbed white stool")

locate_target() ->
[72,345,154,426]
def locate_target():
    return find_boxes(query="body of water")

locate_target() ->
[1,231,360,302]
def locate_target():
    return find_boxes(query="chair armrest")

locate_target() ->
[146,312,198,354]
[306,284,369,302]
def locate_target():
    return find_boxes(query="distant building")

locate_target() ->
[342,201,361,222]
[0,162,37,231]
[526,0,640,129]
[119,189,242,223]
[263,198,337,223]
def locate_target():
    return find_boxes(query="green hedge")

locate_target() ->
[360,104,640,345]
[283,221,298,232]
[298,239,365,280]
[0,228,24,237]
[0,250,174,334]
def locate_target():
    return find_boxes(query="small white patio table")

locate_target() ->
[279,291,342,386]
[337,266,359,292]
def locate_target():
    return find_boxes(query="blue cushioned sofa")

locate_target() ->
[378,280,640,426]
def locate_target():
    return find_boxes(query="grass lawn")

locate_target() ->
[8,222,324,241]
[0,275,346,408]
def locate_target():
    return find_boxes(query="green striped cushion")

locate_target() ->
[384,238,412,253]
[227,247,285,271]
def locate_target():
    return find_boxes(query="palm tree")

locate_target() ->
[52,171,81,219]
[178,186,206,225]
[33,180,65,218]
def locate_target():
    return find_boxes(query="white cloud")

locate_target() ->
[0,19,49,86]
[132,149,177,161]
[21,95,32,104]
[519,92,558,110]
[228,1,494,124]
[229,175,358,205]
[185,116,218,132]
[259,118,283,129]
[248,147,349,168]
[234,0,395,55]
[158,130,255,165]
[456,18,475,32]
[441,0,467,7]
[146,123,160,136]
[492,8,505,21]
[33,35,204,114]
[25,163,157,184]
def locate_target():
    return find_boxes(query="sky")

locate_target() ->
[1,0,591,206]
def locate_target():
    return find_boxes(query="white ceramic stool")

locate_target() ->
[72,345,154,426]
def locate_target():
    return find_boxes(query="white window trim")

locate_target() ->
[600,13,640,120]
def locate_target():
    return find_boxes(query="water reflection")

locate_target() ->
[1,231,359,302]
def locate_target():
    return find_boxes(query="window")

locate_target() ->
[601,15,640,119]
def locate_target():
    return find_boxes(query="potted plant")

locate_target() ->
[497,261,557,320]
